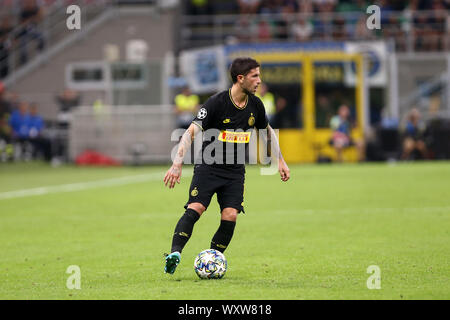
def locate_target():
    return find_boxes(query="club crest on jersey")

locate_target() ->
[197,108,207,120]
[248,113,255,126]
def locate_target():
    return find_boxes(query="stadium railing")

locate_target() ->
[177,10,450,53]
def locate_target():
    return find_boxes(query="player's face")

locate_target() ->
[240,67,261,95]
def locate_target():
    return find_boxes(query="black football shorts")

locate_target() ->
[184,164,245,213]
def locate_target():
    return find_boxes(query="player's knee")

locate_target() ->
[221,208,238,222]
[187,203,206,216]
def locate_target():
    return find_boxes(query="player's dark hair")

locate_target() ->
[229,57,260,83]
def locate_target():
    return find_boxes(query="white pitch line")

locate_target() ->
[0,171,193,201]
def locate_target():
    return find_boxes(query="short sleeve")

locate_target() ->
[192,95,217,131]
[255,96,269,129]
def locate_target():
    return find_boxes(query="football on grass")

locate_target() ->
[194,249,227,279]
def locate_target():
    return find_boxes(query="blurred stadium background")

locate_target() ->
[0,0,449,164]
[1,0,450,301]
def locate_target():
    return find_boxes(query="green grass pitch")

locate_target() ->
[0,161,449,299]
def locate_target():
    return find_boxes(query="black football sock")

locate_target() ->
[171,208,201,254]
[210,220,236,253]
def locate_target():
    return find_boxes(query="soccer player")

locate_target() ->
[163,57,290,274]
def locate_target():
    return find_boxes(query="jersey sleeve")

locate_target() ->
[254,96,269,129]
[192,95,217,131]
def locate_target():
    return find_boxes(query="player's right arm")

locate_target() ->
[164,96,216,189]
[163,122,199,189]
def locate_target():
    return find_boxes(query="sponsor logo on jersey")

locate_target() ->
[218,131,251,144]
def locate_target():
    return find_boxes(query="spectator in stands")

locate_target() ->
[336,0,369,13]
[28,103,43,139]
[237,0,261,14]
[283,0,299,12]
[311,1,336,40]
[256,18,273,42]
[233,15,256,43]
[329,104,365,162]
[335,0,368,40]
[0,81,12,146]
[28,102,51,161]
[259,0,283,15]
[0,17,13,79]
[0,81,13,161]
[408,0,446,52]
[383,14,406,50]
[413,11,435,51]
[299,0,313,13]
[174,86,200,130]
[376,0,394,26]
[353,15,375,40]
[291,14,313,41]
[9,101,31,140]
[332,14,347,40]
[8,101,34,160]
[55,88,81,128]
[56,88,81,112]
[312,0,337,13]
[271,95,288,128]
[315,94,333,128]
[428,0,447,51]
[186,0,212,15]
[17,0,45,65]
[273,4,296,40]
[401,108,428,160]
[6,91,20,112]
[256,83,276,124]
[0,81,11,119]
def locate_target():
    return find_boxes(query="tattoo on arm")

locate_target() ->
[173,125,197,165]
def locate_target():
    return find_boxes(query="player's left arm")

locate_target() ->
[267,125,290,182]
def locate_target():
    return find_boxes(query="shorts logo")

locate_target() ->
[218,131,251,144]
[248,113,255,126]
[197,108,207,120]
[178,232,189,238]
[191,187,199,197]
[223,118,231,124]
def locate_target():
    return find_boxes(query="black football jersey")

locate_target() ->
[192,89,269,171]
